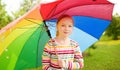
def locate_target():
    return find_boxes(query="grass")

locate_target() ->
[82,40,120,70]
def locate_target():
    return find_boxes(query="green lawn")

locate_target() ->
[82,40,120,70]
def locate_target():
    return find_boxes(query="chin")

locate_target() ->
[63,34,70,37]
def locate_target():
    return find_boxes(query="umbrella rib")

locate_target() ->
[16,24,46,29]
[25,18,41,25]
[14,18,44,29]
[36,23,46,68]
[17,26,43,29]
[44,21,52,38]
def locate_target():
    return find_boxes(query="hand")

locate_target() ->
[57,58,65,68]
[80,62,84,69]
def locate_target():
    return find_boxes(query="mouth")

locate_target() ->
[64,32,69,34]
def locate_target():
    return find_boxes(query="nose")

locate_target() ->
[65,26,70,30]
[65,26,69,30]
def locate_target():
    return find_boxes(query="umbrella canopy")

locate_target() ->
[0,5,49,70]
[40,0,114,51]
[0,0,114,70]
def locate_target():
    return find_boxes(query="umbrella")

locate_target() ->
[40,0,114,51]
[0,0,114,70]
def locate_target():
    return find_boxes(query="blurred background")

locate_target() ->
[0,0,120,70]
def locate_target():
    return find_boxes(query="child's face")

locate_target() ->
[57,17,73,37]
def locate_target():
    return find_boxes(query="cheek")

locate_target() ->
[70,27,73,31]
[58,27,64,32]
[57,26,63,31]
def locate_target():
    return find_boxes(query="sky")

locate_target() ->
[2,0,120,16]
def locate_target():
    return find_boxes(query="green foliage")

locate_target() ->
[0,0,13,29]
[99,33,115,41]
[83,40,120,70]
[105,14,120,40]
[0,0,41,29]
[12,0,41,19]
[84,45,97,56]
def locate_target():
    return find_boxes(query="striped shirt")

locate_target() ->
[42,39,84,70]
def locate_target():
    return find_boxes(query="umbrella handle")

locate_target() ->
[54,46,59,57]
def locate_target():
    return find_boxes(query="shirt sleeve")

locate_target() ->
[68,43,84,70]
[42,43,51,70]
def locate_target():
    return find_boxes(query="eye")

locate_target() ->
[69,25,73,27]
[61,25,65,27]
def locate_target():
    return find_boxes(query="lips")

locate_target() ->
[64,32,69,34]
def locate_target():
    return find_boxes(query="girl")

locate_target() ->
[42,15,84,70]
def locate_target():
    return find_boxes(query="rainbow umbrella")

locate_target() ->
[40,0,114,51]
[0,0,114,70]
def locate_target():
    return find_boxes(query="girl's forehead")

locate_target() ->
[58,18,73,24]
[61,17,73,21]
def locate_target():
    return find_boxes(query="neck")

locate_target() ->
[56,35,69,41]
[55,35,70,45]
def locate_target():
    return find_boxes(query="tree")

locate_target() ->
[12,0,41,19]
[0,0,41,29]
[0,0,13,29]
[105,14,120,40]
